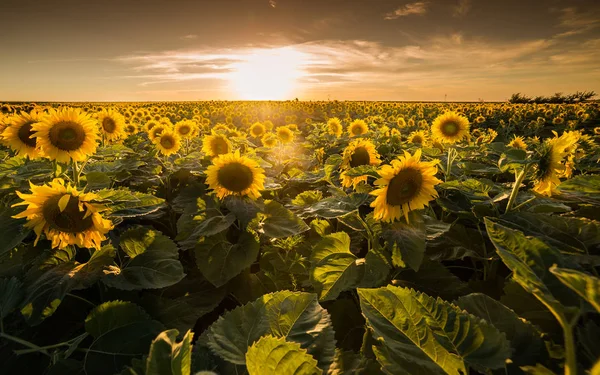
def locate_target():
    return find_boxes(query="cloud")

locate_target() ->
[269,0,276,8]
[555,7,600,38]
[384,2,428,20]
[453,0,471,18]
[180,34,198,40]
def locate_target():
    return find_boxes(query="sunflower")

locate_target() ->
[205,151,265,200]
[202,133,232,157]
[327,117,343,137]
[261,133,278,148]
[340,139,381,188]
[124,123,138,135]
[407,130,429,146]
[431,112,470,144]
[533,131,579,196]
[249,122,266,138]
[348,119,369,137]
[156,129,181,156]
[145,120,160,133]
[508,135,527,150]
[1,111,44,159]
[32,108,99,163]
[175,119,197,139]
[370,149,441,222]
[96,109,126,142]
[12,178,113,249]
[276,126,294,144]
[149,125,167,142]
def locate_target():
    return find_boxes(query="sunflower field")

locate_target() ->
[0,101,599,375]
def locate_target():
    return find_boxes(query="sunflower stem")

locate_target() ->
[505,164,531,213]
[72,160,80,187]
[0,332,51,357]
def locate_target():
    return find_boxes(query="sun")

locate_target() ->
[228,48,304,100]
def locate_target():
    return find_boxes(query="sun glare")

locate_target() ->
[228,48,305,100]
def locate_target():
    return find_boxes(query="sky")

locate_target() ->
[1,0,599,102]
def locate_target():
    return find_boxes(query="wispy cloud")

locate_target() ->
[453,0,472,18]
[269,0,276,8]
[555,7,600,38]
[384,2,428,20]
[180,34,198,40]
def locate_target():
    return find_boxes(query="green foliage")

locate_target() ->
[245,335,321,375]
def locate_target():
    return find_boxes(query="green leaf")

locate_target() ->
[298,193,369,218]
[85,300,153,338]
[456,293,547,367]
[0,277,23,319]
[328,349,383,375]
[146,329,194,375]
[104,227,185,290]
[245,335,321,375]
[310,232,364,301]
[261,200,310,238]
[84,171,112,190]
[383,221,426,272]
[95,188,165,218]
[550,266,600,313]
[557,175,600,204]
[520,363,557,375]
[194,230,259,287]
[343,165,380,178]
[0,205,31,257]
[392,259,470,301]
[205,291,335,372]
[223,196,262,228]
[358,286,510,374]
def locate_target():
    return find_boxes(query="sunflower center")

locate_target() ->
[217,162,254,192]
[412,135,423,144]
[42,195,94,233]
[441,122,459,136]
[18,121,37,148]
[179,126,190,135]
[102,117,117,133]
[160,136,175,149]
[351,125,363,135]
[49,121,86,151]
[386,167,423,206]
[211,138,229,155]
[350,147,371,167]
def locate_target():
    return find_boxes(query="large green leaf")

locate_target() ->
[194,230,259,287]
[383,221,426,272]
[392,259,470,301]
[310,232,364,301]
[456,293,547,367]
[557,175,600,204]
[0,205,30,257]
[95,188,165,218]
[245,335,321,375]
[0,277,23,319]
[83,301,165,375]
[104,227,185,290]
[146,329,193,375]
[205,291,335,372]
[298,193,369,219]
[358,286,510,374]
[550,266,600,313]
[260,200,310,238]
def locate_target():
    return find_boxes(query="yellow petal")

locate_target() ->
[58,194,71,212]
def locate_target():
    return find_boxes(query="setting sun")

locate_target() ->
[228,47,305,100]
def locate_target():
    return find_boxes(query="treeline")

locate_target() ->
[508,91,596,104]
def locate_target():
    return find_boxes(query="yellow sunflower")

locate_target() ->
[250,122,266,138]
[261,133,278,148]
[508,135,527,150]
[12,178,113,249]
[202,133,232,157]
[145,120,160,133]
[1,111,44,159]
[371,149,442,222]
[156,129,181,156]
[431,112,470,144]
[407,130,429,146]
[327,117,343,137]
[174,119,197,139]
[96,109,126,142]
[276,126,294,144]
[149,125,167,142]
[348,119,369,137]
[124,123,138,135]
[205,151,265,200]
[32,108,99,163]
[533,131,579,196]
[340,139,381,188]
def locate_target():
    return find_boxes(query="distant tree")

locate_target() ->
[508,91,597,104]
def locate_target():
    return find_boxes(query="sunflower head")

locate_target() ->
[96,109,126,142]
[124,123,138,135]
[32,108,99,163]
[205,151,265,200]
[533,131,579,196]
[431,112,470,144]
[348,119,369,137]
[1,111,44,159]
[327,117,343,137]
[149,125,167,142]
[275,126,294,144]
[12,178,113,249]
[261,133,278,148]
[508,135,527,150]
[156,130,181,156]
[370,149,442,222]
[202,133,232,157]
[175,119,198,139]
[407,130,429,146]
[249,122,266,138]
[340,139,381,188]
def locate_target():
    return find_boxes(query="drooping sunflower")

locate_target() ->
[261,133,278,148]
[508,135,527,150]
[202,133,232,157]
[156,129,181,156]
[407,130,429,146]
[348,119,369,137]
[205,151,265,200]
[371,149,442,222]
[327,117,343,137]
[175,119,198,139]
[249,122,266,138]
[96,109,126,142]
[1,111,44,159]
[276,126,294,144]
[340,139,381,188]
[431,112,470,144]
[12,178,113,249]
[32,108,99,163]
[533,131,579,196]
